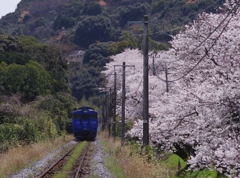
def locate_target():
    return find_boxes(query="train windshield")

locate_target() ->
[90,113,97,118]
[72,114,81,119]
[72,113,97,119]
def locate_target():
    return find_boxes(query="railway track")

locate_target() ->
[38,141,91,178]
[74,142,90,178]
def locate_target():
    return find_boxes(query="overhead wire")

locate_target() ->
[112,1,239,94]
[134,79,143,94]
[128,0,224,38]
[152,4,236,66]
[128,0,231,75]
[155,4,238,83]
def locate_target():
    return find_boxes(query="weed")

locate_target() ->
[99,131,175,178]
[0,135,73,177]
[53,141,87,178]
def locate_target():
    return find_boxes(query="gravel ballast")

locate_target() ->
[9,138,114,178]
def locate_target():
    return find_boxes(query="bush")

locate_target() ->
[2,61,51,100]
[118,3,148,27]
[0,115,64,153]
[152,1,166,14]
[108,31,138,54]
[53,15,75,30]
[0,124,19,152]
[74,15,113,48]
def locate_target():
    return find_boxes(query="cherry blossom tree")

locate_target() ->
[103,0,240,177]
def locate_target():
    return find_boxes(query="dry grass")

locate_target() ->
[53,141,87,178]
[99,131,176,178]
[0,135,74,178]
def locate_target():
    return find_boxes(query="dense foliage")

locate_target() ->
[0,35,76,152]
[0,0,225,47]
[149,0,225,41]
[73,15,114,48]
[0,61,50,100]
[0,115,58,152]
[69,63,106,102]
[0,35,70,95]
[0,0,226,103]
[104,1,240,177]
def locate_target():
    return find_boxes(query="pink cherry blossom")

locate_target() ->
[103,1,240,177]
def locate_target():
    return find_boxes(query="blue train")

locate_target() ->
[71,107,98,140]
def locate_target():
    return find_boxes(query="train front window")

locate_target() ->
[72,114,81,119]
[83,115,88,119]
[90,113,97,118]
[72,112,97,119]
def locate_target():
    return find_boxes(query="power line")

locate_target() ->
[154,4,237,67]
[134,79,143,94]
[155,6,236,83]
[128,0,235,69]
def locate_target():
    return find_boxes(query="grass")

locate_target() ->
[53,141,87,178]
[178,168,218,178]
[0,135,74,178]
[105,156,126,178]
[99,131,176,178]
[162,153,186,171]
[99,131,225,178]
[100,139,125,178]
[162,152,224,178]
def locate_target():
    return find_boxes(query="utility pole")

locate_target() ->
[152,55,156,76]
[106,73,117,141]
[164,62,169,93]
[128,15,149,146]
[155,61,170,92]
[239,108,240,141]
[113,72,117,141]
[108,87,112,138]
[105,93,108,131]
[101,96,105,131]
[122,62,126,146]
[158,62,170,92]
[143,15,149,146]
[99,88,110,131]
[114,63,135,146]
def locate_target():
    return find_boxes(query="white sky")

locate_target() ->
[0,0,21,19]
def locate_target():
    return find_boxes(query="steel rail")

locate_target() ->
[74,142,90,178]
[38,144,76,178]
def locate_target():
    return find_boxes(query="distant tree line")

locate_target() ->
[0,35,76,152]
[0,35,69,99]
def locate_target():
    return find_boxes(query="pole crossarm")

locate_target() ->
[97,87,111,94]
[127,21,149,25]
[114,65,135,72]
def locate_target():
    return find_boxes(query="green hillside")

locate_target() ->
[0,0,224,47]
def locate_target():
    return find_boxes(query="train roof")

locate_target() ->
[78,106,94,110]
[72,106,97,114]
